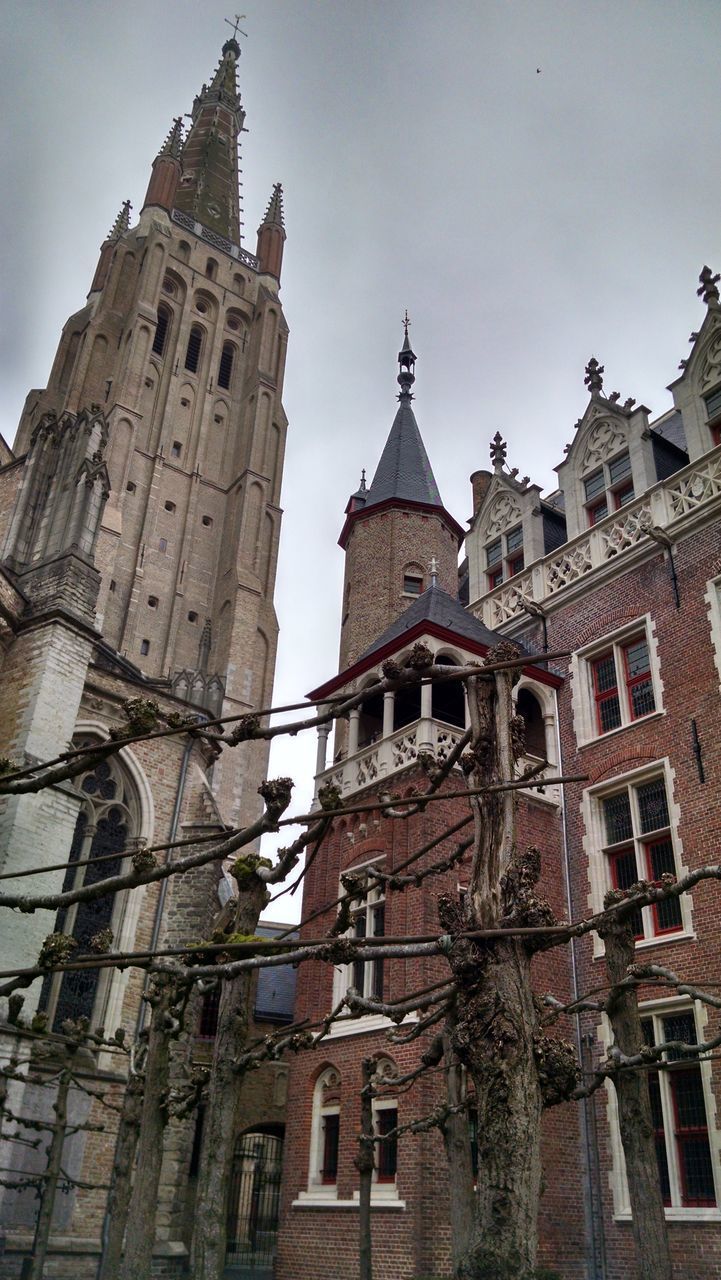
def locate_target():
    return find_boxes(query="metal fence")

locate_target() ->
[225,1132,283,1276]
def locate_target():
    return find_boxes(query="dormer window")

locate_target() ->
[584,451,634,526]
[704,385,721,446]
[485,527,524,590]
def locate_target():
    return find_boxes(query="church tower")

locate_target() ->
[337,327,464,673]
[5,36,289,827]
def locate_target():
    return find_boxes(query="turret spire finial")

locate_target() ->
[698,265,721,308]
[397,312,417,398]
[222,12,247,58]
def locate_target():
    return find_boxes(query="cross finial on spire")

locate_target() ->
[403,309,411,341]
[698,265,721,308]
[584,357,604,395]
[224,13,247,40]
[397,314,417,397]
[359,468,367,492]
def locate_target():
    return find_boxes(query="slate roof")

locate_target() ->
[364,396,444,509]
[255,922,298,1024]
[357,585,521,662]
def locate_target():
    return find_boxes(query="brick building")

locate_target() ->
[277,288,721,1279]
[0,36,292,1276]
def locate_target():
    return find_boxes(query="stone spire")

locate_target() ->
[256,182,286,279]
[89,200,131,293]
[173,39,246,243]
[142,118,184,214]
[107,200,132,241]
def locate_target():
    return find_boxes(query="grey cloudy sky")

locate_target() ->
[3,0,720,921]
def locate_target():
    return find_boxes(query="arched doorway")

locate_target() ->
[225,1128,284,1277]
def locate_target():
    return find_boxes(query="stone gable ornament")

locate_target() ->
[490,432,507,472]
[584,357,604,395]
[698,265,720,307]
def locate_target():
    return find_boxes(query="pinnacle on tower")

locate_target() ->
[260,183,285,230]
[159,116,184,159]
[362,326,443,510]
[107,200,132,242]
[256,182,287,279]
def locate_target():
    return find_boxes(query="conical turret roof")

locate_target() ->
[364,397,443,508]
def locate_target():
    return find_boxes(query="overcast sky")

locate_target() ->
[3,0,721,921]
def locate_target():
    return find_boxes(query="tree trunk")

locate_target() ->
[27,1064,72,1280]
[191,874,269,1280]
[96,1072,143,1280]
[600,915,673,1280]
[442,1029,475,1272]
[455,940,543,1280]
[119,977,175,1280]
[357,1059,375,1280]
[448,652,547,1278]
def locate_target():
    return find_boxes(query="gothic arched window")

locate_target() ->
[152,304,171,357]
[217,341,235,390]
[38,752,140,1032]
[185,325,204,374]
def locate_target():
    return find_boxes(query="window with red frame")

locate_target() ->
[601,776,682,941]
[321,1112,340,1184]
[376,1106,398,1182]
[485,528,524,588]
[590,635,655,735]
[583,451,634,525]
[642,1012,716,1207]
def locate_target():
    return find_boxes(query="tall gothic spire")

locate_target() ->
[173,39,246,243]
[142,118,184,214]
[107,199,132,242]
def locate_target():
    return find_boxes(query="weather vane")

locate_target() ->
[403,309,411,339]
[225,13,248,40]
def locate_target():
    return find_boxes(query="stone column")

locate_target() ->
[418,680,434,753]
[383,691,394,738]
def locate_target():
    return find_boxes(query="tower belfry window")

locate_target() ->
[152,305,171,357]
[185,325,204,374]
[218,342,235,390]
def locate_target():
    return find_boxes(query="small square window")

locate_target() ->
[109,579,116,593]
[486,538,502,568]
[159,538,167,553]
[403,574,423,596]
[164,501,176,513]
[148,596,158,608]
[188,611,198,623]
[201,515,213,528]
[126,481,136,494]
[171,441,182,458]
[488,566,504,590]
[140,639,150,656]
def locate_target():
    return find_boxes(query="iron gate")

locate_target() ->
[225,1132,283,1275]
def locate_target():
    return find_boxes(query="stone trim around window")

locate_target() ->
[599,997,721,1220]
[581,758,694,959]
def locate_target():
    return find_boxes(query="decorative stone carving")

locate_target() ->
[486,491,522,536]
[580,419,627,473]
[668,456,721,516]
[699,326,721,390]
[584,357,605,394]
[599,505,651,559]
[698,265,720,307]
[545,541,593,594]
[392,730,418,768]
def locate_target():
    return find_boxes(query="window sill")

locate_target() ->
[577,708,665,750]
[614,1208,721,1223]
[326,1012,417,1040]
[593,930,696,961]
[293,1193,406,1211]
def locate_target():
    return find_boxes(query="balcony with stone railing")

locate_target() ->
[315,718,467,800]
[471,447,721,630]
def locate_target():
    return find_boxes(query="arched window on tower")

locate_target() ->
[38,751,140,1032]
[218,341,236,391]
[432,655,465,728]
[308,1067,342,1193]
[516,688,547,759]
[152,304,171,357]
[185,325,204,374]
